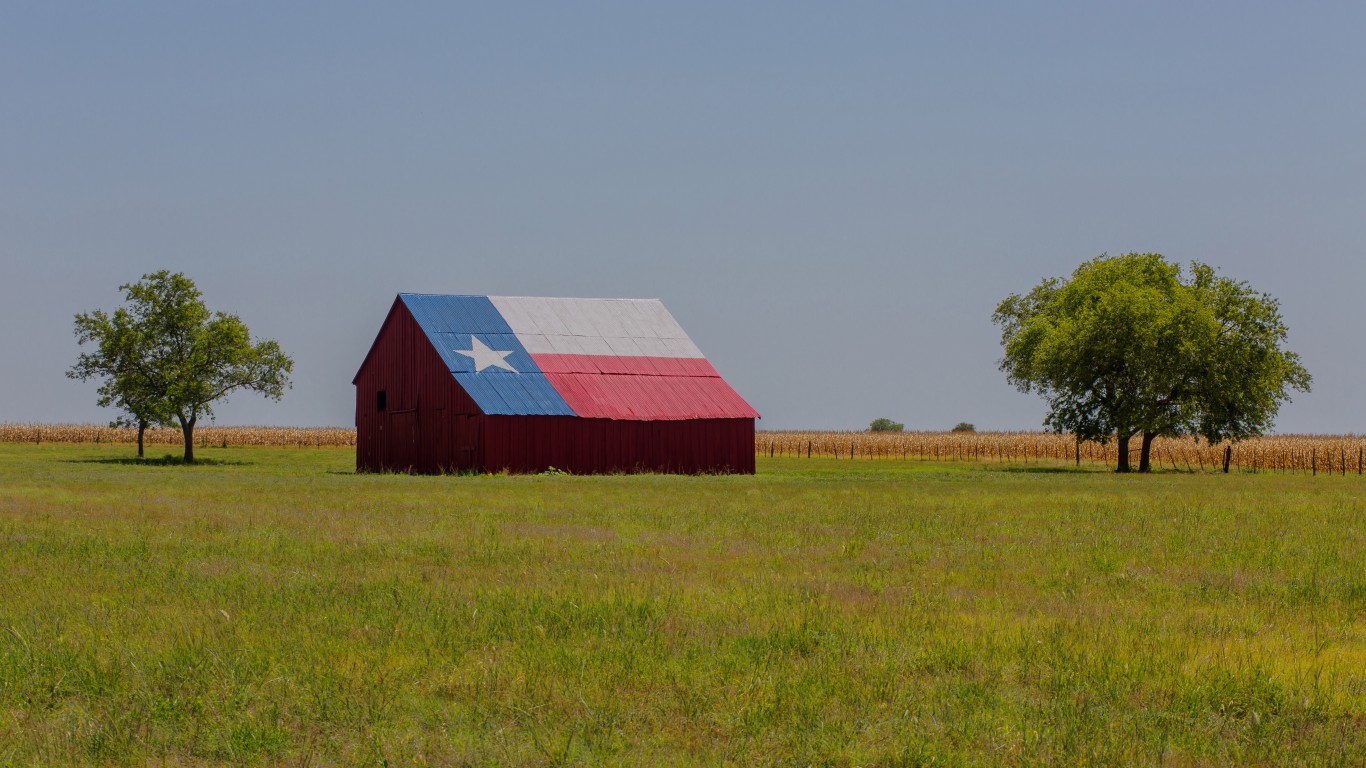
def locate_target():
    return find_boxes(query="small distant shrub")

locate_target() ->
[952,422,976,433]
[869,418,904,433]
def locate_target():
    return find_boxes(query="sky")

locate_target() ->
[2,2,1363,432]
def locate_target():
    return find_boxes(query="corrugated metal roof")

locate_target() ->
[489,296,705,358]
[397,293,758,421]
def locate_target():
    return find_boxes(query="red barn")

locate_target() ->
[353,294,758,474]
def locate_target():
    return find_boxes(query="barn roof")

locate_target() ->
[387,293,758,421]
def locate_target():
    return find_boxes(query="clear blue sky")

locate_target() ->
[3,3,1362,432]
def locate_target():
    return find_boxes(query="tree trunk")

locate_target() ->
[137,420,146,459]
[1138,431,1157,473]
[180,416,196,464]
[1116,433,1133,473]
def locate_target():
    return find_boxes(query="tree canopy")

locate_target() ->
[69,271,294,463]
[993,253,1309,472]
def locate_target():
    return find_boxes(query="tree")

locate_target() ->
[69,271,294,463]
[951,422,976,433]
[993,253,1309,472]
[869,418,904,432]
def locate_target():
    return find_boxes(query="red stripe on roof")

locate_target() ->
[530,353,719,378]
[540,370,759,420]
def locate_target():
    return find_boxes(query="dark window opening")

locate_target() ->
[377,390,387,412]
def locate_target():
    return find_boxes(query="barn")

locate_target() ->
[353,293,759,474]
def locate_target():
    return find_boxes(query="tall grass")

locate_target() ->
[0,444,1361,765]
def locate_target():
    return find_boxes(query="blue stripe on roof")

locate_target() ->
[400,294,575,416]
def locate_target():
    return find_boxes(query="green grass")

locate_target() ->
[1,443,1362,766]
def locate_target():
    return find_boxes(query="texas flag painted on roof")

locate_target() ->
[398,294,759,420]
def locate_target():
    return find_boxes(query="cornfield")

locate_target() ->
[5,423,1364,474]
[759,430,1366,475]
[0,423,355,448]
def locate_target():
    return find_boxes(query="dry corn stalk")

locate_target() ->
[0,423,355,447]
[756,430,1366,474]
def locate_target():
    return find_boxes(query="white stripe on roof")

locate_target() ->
[488,296,704,358]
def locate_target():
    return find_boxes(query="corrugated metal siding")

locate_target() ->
[482,416,754,474]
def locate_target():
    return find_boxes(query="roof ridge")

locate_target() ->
[400,292,662,302]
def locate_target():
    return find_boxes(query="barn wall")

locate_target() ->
[481,416,755,475]
[354,300,482,473]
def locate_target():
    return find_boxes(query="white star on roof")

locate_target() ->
[454,336,518,373]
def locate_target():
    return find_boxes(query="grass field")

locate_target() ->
[1,443,1363,766]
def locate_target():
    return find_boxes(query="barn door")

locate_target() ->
[388,410,419,472]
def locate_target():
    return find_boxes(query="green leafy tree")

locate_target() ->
[869,418,904,432]
[69,271,294,463]
[993,253,1309,472]
[951,422,976,433]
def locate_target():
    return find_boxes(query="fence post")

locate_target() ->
[1312,449,1316,476]
[1223,445,1231,474]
